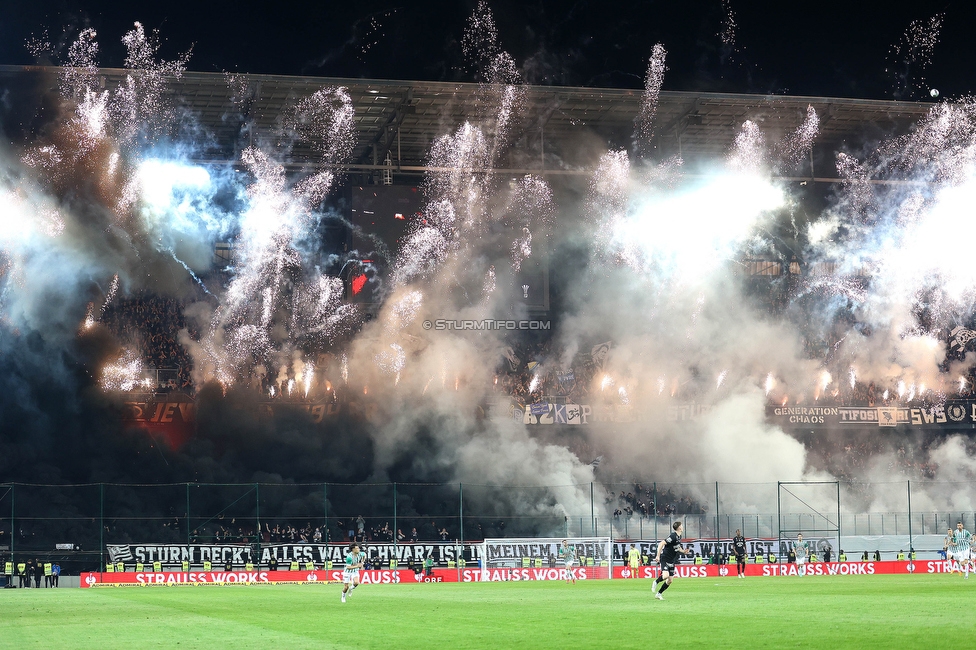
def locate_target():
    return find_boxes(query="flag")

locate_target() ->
[557,371,575,392]
[503,347,520,372]
[589,456,603,468]
[877,407,897,427]
[590,341,612,369]
[529,402,550,416]
[950,326,976,352]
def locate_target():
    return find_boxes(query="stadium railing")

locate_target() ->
[0,479,972,574]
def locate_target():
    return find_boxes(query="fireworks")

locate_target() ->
[781,106,819,170]
[889,13,944,98]
[634,44,667,157]
[719,0,737,47]
[100,349,147,392]
[8,13,976,482]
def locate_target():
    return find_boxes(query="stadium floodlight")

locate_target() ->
[480,537,613,581]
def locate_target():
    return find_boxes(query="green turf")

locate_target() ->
[2,575,973,649]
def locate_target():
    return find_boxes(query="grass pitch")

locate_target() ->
[3,575,973,649]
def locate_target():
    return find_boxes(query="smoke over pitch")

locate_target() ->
[2,7,976,530]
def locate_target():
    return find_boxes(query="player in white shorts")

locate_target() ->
[341,543,366,602]
[794,534,809,576]
[559,539,577,584]
[949,522,973,579]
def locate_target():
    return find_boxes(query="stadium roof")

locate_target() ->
[0,65,934,182]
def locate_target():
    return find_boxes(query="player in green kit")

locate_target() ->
[341,543,366,602]
[794,534,810,576]
[559,539,577,584]
[950,522,973,579]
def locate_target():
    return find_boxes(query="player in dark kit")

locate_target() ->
[652,521,691,600]
[732,529,747,578]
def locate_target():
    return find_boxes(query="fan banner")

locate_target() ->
[613,559,957,579]
[105,542,474,567]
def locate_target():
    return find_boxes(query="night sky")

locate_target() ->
[0,0,968,101]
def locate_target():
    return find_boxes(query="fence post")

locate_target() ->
[254,483,260,563]
[653,483,657,542]
[458,483,464,554]
[590,482,595,536]
[836,481,841,560]
[186,483,191,567]
[907,480,913,554]
[99,483,104,572]
[393,482,398,560]
[715,482,720,548]
[9,484,13,568]
[776,482,782,559]
[323,483,329,546]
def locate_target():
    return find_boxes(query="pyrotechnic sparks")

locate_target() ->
[889,13,943,98]
[618,386,630,404]
[728,120,765,174]
[101,275,119,314]
[781,106,819,169]
[12,12,976,527]
[100,349,146,392]
[634,44,667,157]
[719,0,737,48]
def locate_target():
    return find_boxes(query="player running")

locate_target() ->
[950,522,973,579]
[652,522,690,600]
[627,543,642,579]
[559,539,578,584]
[794,534,810,576]
[341,543,366,602]
[732,529,747,578]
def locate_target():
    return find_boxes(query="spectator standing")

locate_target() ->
[356,515,366,541]
[33,559,42,588]
[52,563,60,587]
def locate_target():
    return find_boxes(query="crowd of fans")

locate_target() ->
[101,295,195,392]
[94,290,976,416]
[607,484,706,520]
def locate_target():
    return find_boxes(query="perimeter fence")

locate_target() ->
[0,480,973,574]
